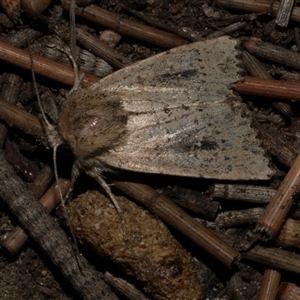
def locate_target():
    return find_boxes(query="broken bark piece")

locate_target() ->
[254,123,298,167]
[275,0,295,27]
[2,178,71,255]
[67,190,202,300]
[215,208,264,228]
[278,282,300,299]
[277,218,300,249]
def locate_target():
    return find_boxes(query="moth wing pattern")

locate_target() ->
[59,36,273,180]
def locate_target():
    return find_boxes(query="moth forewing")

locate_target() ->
[57,36,273,181]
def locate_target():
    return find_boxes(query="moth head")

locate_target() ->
[56,88,129,164]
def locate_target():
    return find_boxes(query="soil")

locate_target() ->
[0,0,299,299]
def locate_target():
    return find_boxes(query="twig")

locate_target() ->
[212,183,276,204]
[0,41,99,88]
[235,76,300,101]
[217,0,300,23]
[242,50,292,116]
[0,150,118,300]
[62,1,188,49]
[242,245,300,274]
[243,37,300,70]
[76,28,132,69]
[256,153,300,240]
[257,269,281,300]
[207,21,247,39]
[0,97,46,142]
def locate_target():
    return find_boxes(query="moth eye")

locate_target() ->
[84,115,99,129]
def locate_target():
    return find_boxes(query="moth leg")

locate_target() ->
[90,171,127,239]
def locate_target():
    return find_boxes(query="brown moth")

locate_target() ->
[55,36,273,183]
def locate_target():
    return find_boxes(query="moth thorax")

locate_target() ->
[57,104,128,161]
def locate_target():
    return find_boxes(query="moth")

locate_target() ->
[53,36,273,188]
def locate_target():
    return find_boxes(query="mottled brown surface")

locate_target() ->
[67,190,202,299]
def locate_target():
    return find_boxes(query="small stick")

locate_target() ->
[2,178,71,255]
[217,0,300,23]
[0,150,117,300]
[76,28,132,69]
[275,0,295,27]
[242,50,272,79]
[243,37,300,70]
[212,183,276,204]
[0,97,46,142]
[256,153,300,240]
[242,245,300,274]
[242,50,292,116]
[257,269,281,300]
[62,1,188,49]
[235,76,300,101]
[0,41,99,88]
[207,21,247,39]
[110,179,241,267]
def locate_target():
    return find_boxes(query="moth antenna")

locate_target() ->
[53,146,83,271]
[95,175,122,214]
[54,45,84,93]
[28,42,53,129]
[69,0,77,61]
